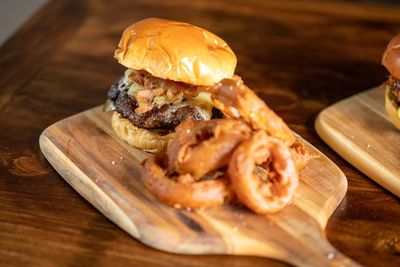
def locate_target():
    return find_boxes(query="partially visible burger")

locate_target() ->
[104,18,237,152]
[382,33,400,130]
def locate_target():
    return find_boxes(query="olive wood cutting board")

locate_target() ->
[315,87,400,197]
[39,106,358,267]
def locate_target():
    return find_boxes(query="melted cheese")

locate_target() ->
[122,68,214,119]
[188,92,213,120]
[152,92,213,120]
[127,82,143,97]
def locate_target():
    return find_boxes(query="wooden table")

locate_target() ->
[1,0,399,266]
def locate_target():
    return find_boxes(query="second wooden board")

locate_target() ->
[315,87,400,197]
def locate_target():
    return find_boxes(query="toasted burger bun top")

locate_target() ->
[114,18,237,86]
[382,33,400,80]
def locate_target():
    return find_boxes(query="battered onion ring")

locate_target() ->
[228,131,298,214]
[167,119,251,180]
[143,151,233,209]
[209,76,296,146]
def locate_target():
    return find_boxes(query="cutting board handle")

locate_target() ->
[260,230,362,267]
[295,236,362,267]
[232,212,362,267]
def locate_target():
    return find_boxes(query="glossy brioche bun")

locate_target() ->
[382,33,400,80]
[114,18,237,86]
[111,112,174,153]
[385,86,400,130]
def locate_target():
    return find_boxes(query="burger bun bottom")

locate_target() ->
[111,112,174,153]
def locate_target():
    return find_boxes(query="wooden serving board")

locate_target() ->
[315,87,400,197]
[39,106,358,267]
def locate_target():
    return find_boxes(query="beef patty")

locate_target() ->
[114,90,204,130]
[107,79,209,131]
[106,70,222,131]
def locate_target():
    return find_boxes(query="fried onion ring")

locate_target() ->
[228,130,298,214]
[143,151,233,209]
[167,119,251,180]
[209,76,296,146]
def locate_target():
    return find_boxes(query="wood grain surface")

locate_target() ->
[1,0,400,266]
[39,107,352,267]
[316,87,400,197]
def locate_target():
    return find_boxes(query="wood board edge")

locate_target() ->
[296,137,348,229]
[39,132,142,238]
[315,111,400,197]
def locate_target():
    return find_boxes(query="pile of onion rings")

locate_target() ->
[142,77,315,214]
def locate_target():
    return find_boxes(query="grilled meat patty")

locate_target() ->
[113,90,204,130]
[106,70,219,131]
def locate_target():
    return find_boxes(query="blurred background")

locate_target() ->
[1,0,400,45]
[0,0,47,45]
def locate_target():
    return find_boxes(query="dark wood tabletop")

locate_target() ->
[1,0,400,266]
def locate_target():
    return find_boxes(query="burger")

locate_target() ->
[382,33,400,130]
[104,18,237,152]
